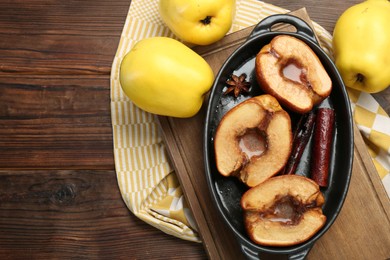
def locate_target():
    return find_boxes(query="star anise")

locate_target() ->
[224,73,251,98]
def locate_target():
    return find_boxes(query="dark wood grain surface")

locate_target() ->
[0,0,388,259]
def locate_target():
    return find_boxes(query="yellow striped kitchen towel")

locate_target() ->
[110,0,390,242]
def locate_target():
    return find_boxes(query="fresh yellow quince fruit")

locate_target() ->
[332,0,390,93]
[119,37,214,118]
[159,0,236,45]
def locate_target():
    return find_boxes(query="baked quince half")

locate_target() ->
[241,175,326,246]
[255,35,332,113]
[214,94,292,187]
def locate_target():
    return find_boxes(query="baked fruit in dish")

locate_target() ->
[214,94,292,187]
[241,174,326,246]
[255,35,332,113]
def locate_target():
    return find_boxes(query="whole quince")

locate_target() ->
[119,37,214,118]
[332,0,390,93]
[159,0,236,45]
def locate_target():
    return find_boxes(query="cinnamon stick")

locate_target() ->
[283,111,316,175]
[310,108,335,187]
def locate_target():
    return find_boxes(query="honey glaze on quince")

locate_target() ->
[238,128,267,159]
[237,111,273,161]
[281,59,312,90]
[258,194,318,225]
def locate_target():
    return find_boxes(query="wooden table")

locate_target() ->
[0,1,389,259]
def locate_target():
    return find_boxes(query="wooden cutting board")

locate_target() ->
[158,8,390,260]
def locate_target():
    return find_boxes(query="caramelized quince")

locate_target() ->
[255,35,332,113]
[241,175,326,246]
[214,94,292,187]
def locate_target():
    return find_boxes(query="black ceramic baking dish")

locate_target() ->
[204,14,353,260]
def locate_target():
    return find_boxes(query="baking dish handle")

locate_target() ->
[248,14,318,44]
[240,244,311,260]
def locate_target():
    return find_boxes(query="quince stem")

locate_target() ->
[356,73,365,83]
[200,16,212,25]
